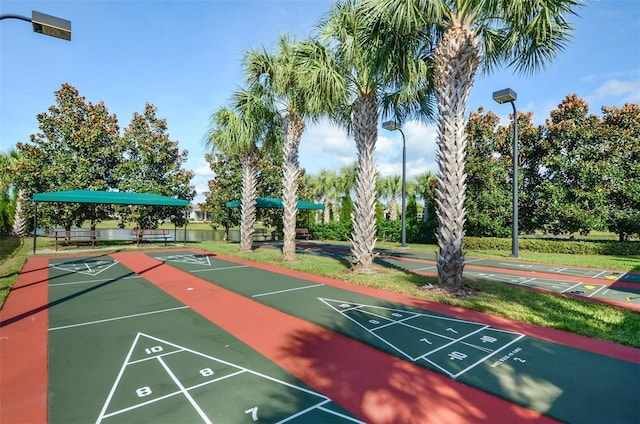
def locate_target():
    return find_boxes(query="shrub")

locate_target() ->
[465,237,640,255]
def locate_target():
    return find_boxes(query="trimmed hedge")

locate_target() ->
[465,237,640,256]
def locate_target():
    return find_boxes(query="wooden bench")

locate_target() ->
[295,228,312,240]
[48,229,100,250]
[253,228,269,241]
[131,229,170,247]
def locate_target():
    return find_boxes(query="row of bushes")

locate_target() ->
[465,237,640,256]
[307,221,640,256]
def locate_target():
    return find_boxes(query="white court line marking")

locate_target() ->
[592,270,609,279]
[49,275,141,287]
[49,260,120,276]
[415,326,489,361]
[464,258,485,264]
[190,265,249,273]
[96,332,364,424]
[253,284,324,298]
[96,332,144,424]
[158,356,213,424]
[561,282,584,293]
[414,266,437,271]
[316,406,366,423]
[587,285,608,298]
[451,335,525,379]
[49,306,188,331]
[517,277,538,286]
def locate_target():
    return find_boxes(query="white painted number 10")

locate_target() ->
[145,346,163,354]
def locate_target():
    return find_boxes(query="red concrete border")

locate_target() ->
[0,257,50,424]
[114,251,557,424]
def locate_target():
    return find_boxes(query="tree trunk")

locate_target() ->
[350,94,378,274]
[281,113,304,261]
[433,19,481,290]
[11,190,27,237]
[239,152,259,252]
[323,196,330,224]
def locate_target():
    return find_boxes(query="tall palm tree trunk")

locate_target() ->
[281,113,304,261]
[433,19,481,290]
[323,196,331,223]
[12,190,27,237]
[350,95,378,273]
[239,152,259,252]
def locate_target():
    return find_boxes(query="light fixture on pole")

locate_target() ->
[492,88,519,257]
[382,120,407,248]
[0,10,71,40]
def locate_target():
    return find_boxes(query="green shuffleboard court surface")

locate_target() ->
[47,256,364,423]
[153,251,640,424]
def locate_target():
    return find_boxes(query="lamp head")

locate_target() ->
[31,10,71,41]
[492,88,517,104]
[382,120,399,131]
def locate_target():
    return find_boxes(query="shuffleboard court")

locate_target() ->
[46,256,364,423]
[153,250,640,424]
[288,242,640,310]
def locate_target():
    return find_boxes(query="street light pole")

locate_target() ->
[492,88,519,258]
[0,10,71,40]
[382,120,407,248]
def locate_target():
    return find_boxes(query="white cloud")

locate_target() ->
[590,79,640,104]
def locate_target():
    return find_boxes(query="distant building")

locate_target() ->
[189,204,208,222]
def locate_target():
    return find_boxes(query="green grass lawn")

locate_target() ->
[2,236,639,348]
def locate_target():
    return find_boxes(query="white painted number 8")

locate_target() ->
[136,386,152,397]
[200,368,214,377]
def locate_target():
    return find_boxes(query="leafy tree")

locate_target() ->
[0,150,18,234]
[537,95,608,235]
[367,0,583,289]
[465,108,511,237]
[113,103,195,229]
[14,83,121,232]
[601,103,640,240]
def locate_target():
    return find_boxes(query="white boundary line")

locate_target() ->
[253,284,324,298]
[190,265,249,273]
[49,306,189,331]
[157,356,213,424]
[49,275,141,287]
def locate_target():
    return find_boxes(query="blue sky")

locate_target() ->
[2,0,639,204]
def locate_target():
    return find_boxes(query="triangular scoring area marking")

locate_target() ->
[96,332,364,424]
[318,298,525,379]
[49,258,119,276]
[153,254,211,266]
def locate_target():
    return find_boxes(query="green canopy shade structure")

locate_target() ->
[31,190,190,252]
[33,190,189,206]
[225,197,324,210]
[225,197,324,242]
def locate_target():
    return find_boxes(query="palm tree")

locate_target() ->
[206,89,280,252]
[316,169,338,223]
[414,171,437,222]
[244,35,345,261]
[305,0,433,273]
[367,0,582,289]
[384,174,402,221]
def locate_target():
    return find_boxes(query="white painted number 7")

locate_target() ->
[245,407,259,421]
